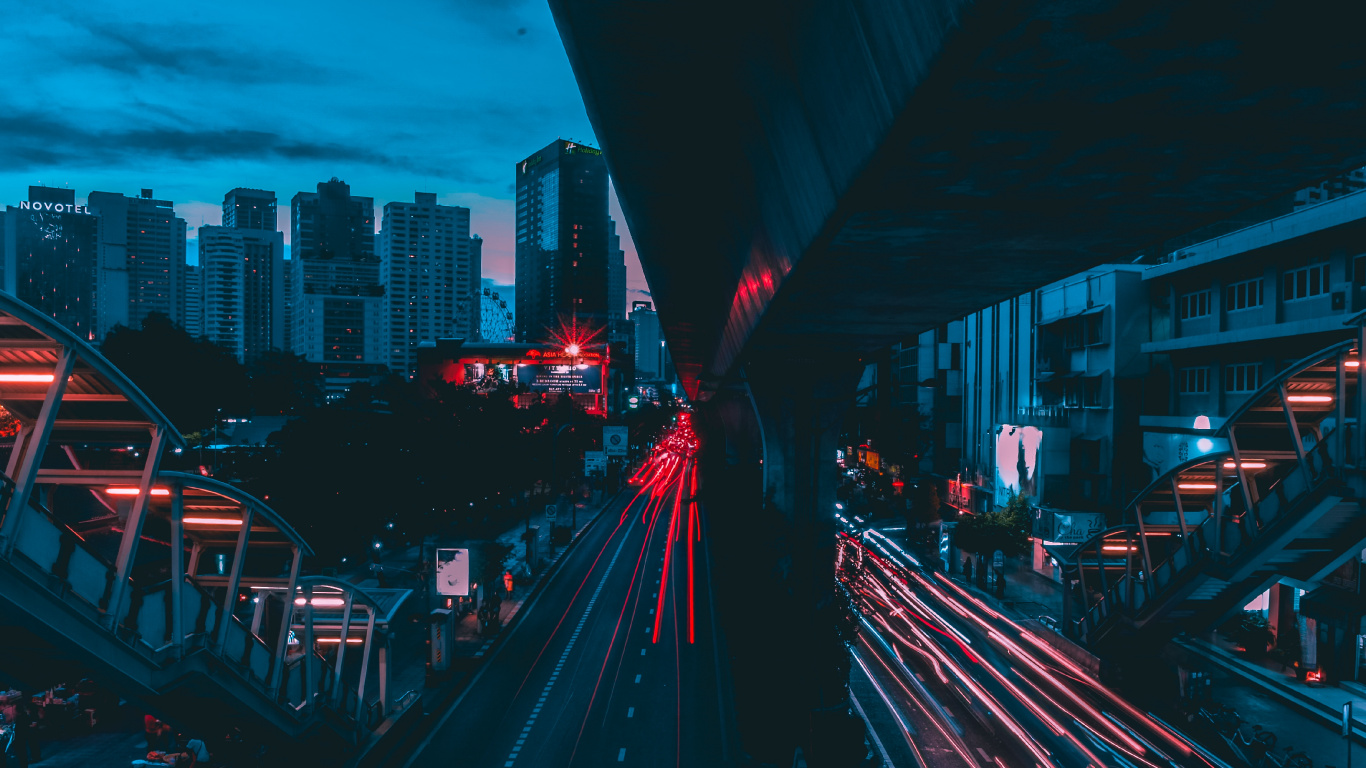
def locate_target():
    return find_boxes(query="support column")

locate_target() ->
[109,427,167,625]
[270,546,303,696]
[170,484,185,656]
[215,505,254,649]
[743,354,863,767]
[0,348,74,555]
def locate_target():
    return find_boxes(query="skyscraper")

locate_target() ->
[223,188,277,230]
[183,263,203,338]
[1,186,100,339]
[631,300,670,383]
[514,139,610,343]
[469,234,483,341]
[87,189,187,337]
[198,221,284,363]
[378,192,477,380]
[607,217,626,321]
[290,178,382,365]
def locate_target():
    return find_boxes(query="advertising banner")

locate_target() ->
[515,364,602,393]
[994,424,1043,507]
[603,426,629,456]
[435,548,470,596]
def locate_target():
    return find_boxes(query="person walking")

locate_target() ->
[503,570,515,597]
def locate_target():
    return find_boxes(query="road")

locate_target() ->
[839,521,1231,768]
[405,450,726,768]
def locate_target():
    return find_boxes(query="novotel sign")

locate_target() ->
[19,200,91,214]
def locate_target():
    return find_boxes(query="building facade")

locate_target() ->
[514,140,610,343]
[223,188,277,231]
[290,178,383,366]
[198,223,284,362]
[378,192,477,380]
[86,189,187,337]
[183,263,203,338]
[1,186,100,339]
[608,218,626,321]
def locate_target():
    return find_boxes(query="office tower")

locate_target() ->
[199,223,284,362]
[290,178,382,365]
[223,188,277,230]
[1,186,100,339]
[378,192,473,379]
[183,263,204,338]
[468,234,483,341]
[631,301,667,382]
[282,262,293,354]
[607,218,626,321]
[87,189,187,338]
[514,139,610,342]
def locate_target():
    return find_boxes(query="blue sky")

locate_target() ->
[0,0,648,306]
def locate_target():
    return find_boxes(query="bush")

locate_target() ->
[1223,611,1276,657]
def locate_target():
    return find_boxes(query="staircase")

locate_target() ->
[1057,340,1366,651]
[0,292,411,761]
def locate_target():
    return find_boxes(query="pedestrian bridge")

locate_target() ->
[0,292,411,761]
[1055,337,1366,656]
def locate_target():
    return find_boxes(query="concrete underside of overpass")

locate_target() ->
[552,0,1366,395]
[551,1,1366,764]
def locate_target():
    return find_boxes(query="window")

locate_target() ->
[1083,313,1104,346]
[1225,363,1261,393]
[1283,263,1330,301]
[1179,290,1211,319]
[1225,278,1264,311]
[1179,367,1210,394]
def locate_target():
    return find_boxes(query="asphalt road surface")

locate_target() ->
[405,474,727,768]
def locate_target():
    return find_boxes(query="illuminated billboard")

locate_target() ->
[994,424,1043,506]
[515,364,602,393]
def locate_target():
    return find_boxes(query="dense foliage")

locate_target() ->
[953,491,1032,558]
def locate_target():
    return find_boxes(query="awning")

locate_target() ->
[1299,586,1366,631]
[1038,304,1108,325]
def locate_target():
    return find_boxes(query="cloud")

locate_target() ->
[58,16,336,84]
[0,110,484,181]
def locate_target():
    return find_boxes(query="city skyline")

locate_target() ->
[0,1,651,308]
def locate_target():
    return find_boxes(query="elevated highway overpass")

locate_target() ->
[550,1,1366,763]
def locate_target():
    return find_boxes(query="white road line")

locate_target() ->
[618,748,627,761]
[634,674,641,683]
[640,648,646,655]
[849,692,894,768]
[502,517,633,768]
[627,707,634,718]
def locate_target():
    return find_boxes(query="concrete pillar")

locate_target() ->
[1268,582,1296,643]
[706,355,862,766]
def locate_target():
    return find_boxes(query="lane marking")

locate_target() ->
[618,748,627,762]
[640,648,646,656]
[502,512,633,768]
[627,707,634,718]
[849,692,894,768]
[634,674,641,683]
[403,490,627,768]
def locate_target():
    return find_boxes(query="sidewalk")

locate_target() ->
[1176,635,1366,748]
[352,491,617,766]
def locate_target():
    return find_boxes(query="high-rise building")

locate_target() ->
[183,263,203,338]
[378,192,475,379]
[607,218,626,321]
[86,189,187,337]
[469,234,483,341]
[223,188,277,230]
[290,178,383,366]
[631,301,668,382]
[514,139,610,343]
[1,186,100,339]
[282,261,293,354]
[198,222,284,362]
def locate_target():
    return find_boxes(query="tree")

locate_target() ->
[248,350,323,415]
[100,313,249,433]
[953,492,1032,585]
